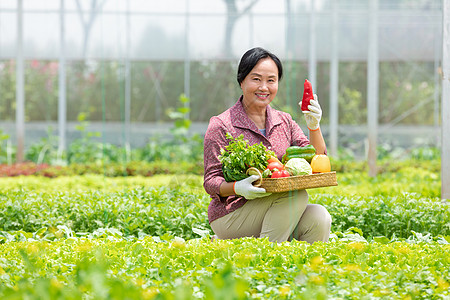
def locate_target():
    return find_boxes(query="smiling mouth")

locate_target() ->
[256,93,269,99]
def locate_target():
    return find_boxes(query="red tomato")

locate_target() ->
[271,170,283,178]
[280,170,290,177]
[267,161,284,172]
[268,156,282,165]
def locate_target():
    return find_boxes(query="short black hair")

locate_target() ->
[237,47,283,85]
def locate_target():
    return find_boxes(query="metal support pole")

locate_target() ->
[434,18,442,135]
[367,0,379,177]
[16,0,25,162]
[184,0,191,120]
[308,0,317,90]
[285,0,294,110]
[442,0,450,200]
[329,0,339,157]
[125,0,131,146]
[58,0,67,160]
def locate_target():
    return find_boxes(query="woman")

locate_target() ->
[203,47,331,244]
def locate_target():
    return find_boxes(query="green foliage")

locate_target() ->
[0,46,447,300]
[330,151,441,174]
[167,93,191,136]
[0,158,448,299]
[0,130,12,164]
[0,245,148,300]
[137,136,204,164]
[67,112,104,164]
[410,147,441,160]
[375,144,441,161]
[1,59,440,126]
[0,237,449,299]
[0,174,204,194]
[0,161,447,241]
[0,61,15,122]
[20,112,105,166]
[25,126,65,165]
[7,104,205,167]
[318,192,449,240]
[0,60,59,122]
[339,87,366,125]
[158,93,204,164]
[66,61,133,122]
[328,167,441,198]
[0,183,210,240]
[219,133,275,182]
[0,161,204,177]
[379,62,435,125]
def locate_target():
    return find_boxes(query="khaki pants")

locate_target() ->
[210,190,331,244]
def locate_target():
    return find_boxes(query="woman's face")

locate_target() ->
[240,58,279,111]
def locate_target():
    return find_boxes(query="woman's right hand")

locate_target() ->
[301,94,322,131]
[234,175,271,199]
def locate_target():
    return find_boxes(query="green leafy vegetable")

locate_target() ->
[0,159,449,299]
[218,133,274,182]
[0,237,449,299]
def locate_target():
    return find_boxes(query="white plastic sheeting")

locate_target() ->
[0,0,443,61]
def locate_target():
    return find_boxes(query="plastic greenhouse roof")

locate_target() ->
[0,0,443,61]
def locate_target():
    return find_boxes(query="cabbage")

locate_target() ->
[284,158,312,176]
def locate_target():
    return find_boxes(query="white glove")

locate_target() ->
[301,94,322,130]
[234,175,271,200]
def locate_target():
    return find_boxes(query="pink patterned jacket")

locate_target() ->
[203,96,312,224]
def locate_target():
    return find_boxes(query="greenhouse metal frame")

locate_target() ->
[0,0,448,198]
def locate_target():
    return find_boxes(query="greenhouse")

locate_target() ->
[0,0,449,299]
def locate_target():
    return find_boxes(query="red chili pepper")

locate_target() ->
[301,79,314,111]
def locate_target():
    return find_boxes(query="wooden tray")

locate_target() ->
[256,171,338,192]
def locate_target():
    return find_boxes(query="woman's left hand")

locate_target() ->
[301,94,322,131]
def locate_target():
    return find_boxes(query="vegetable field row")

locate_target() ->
[0,172,447,241]
[0,162,448,299]
[1,237,449,299]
